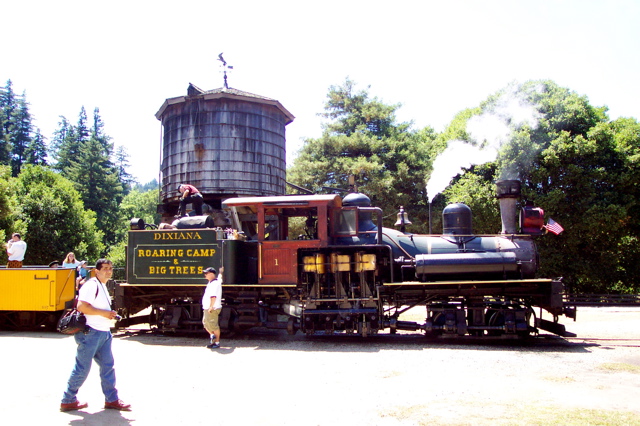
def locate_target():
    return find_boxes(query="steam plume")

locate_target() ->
[426,82,542,202]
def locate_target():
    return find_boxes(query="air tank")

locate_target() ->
[155,84,295,215]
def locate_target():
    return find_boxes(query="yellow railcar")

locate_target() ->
[0,268,77,330]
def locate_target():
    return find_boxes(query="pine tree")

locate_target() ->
[24,129,47,166]
[114,145,134,193]
[67,134,124,247]
[10,93,33,176]
[49,116,79,176]
[76,106,89,144]
[0,104,8,165]
[0,80,17,166]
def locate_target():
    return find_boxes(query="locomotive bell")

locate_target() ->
[394,206,412,232]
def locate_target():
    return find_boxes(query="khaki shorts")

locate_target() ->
[202,308,221,332]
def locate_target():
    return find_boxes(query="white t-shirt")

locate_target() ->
[7,240,27,261]
[201,278,222,310]
[79,277,114,331]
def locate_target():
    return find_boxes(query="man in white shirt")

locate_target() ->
[202,266,224,349]
[60,259,132,412]
[6,233,27,268]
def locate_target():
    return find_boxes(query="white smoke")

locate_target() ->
[426,140,497,202]
[426,83,542,202]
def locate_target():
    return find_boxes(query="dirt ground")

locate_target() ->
[0,307,639,425]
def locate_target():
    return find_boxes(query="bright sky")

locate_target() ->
[3,0,639,185]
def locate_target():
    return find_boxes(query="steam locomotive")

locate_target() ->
[116,179,575,338]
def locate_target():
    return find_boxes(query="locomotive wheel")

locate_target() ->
[220,307,238,337]
[486,309,505,336]
[425,312,446,337]
[517,307,536,338]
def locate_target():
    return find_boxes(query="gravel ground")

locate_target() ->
[1,307,639,425]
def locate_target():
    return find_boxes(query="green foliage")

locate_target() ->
[134,179,159,192]
[0,80,38,175]
[24,129,47,166]
[288,78,437,232]
[107,188,161,267]
[49,116,79,174]
[2,79,138,267]
[0,165,15,243]
[50,108,128,247]
[114,145,135,193]
[529,117,640,293]
[66,136,124,246]
[320,78,407,137]
[442,163,501,234]
[0,80,17,165]
[441,80,640,292]
[6,165,104,265]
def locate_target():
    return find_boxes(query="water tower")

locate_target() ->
[155,83,294,217]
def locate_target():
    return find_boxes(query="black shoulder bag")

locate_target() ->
[57,284,99,335]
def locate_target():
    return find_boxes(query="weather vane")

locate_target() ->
[217,53,234,89]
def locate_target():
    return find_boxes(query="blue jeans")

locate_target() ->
[61,328,119,403]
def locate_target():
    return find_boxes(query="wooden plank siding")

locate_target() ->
[156,87,294,213]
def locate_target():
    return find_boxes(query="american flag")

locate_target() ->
[544,218,564,235]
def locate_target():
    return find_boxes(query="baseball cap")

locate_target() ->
[203,267,217,274]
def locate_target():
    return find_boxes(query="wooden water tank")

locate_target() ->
[156,84,294,213]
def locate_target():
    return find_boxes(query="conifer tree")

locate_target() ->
[49,116,79,177]
[114,145,134,193]
[0,104,8,165]
[10,94,33,176]
[76,106,89,144]
[67,133,124,247]
[24,129,47,166]
[0,80,17,166]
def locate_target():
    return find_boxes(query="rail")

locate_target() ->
[564,294,640,306]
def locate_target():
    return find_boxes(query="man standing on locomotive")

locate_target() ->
[177,183,204,217]
[60,259,131,412]
[202,266,224,349]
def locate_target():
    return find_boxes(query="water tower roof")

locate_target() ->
[155,83,295,124]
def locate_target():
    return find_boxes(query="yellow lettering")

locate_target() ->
[152,231,203,241]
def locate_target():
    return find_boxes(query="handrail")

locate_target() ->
[564,293,640,306]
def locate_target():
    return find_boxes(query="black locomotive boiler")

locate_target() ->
[117,179,575,338]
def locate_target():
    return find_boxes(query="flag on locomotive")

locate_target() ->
[544,218,564,235]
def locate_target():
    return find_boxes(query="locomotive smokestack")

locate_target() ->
[496,180,521,234]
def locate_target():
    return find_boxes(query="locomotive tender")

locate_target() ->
[118,179,575,338]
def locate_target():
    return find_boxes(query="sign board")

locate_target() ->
[127,229,222,285]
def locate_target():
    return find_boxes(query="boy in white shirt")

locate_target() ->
[202,266,224,349]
